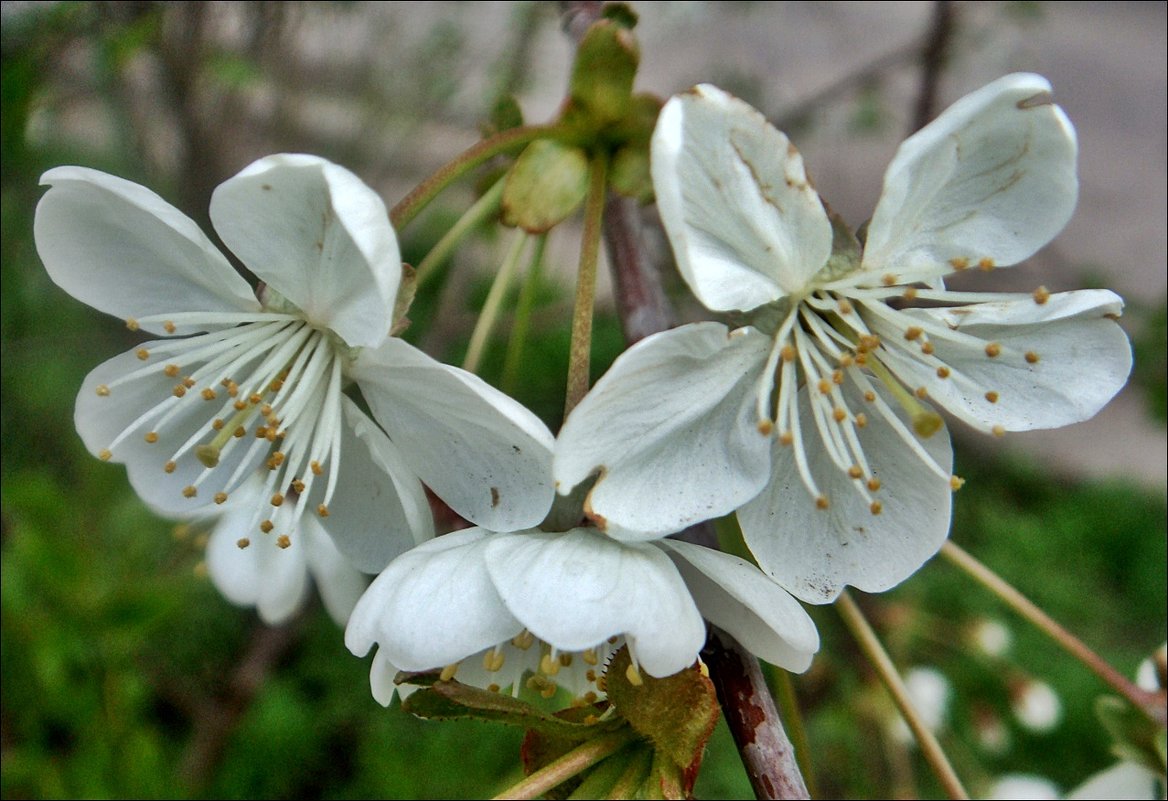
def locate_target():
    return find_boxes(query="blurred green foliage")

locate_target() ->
[2,3,1165,799]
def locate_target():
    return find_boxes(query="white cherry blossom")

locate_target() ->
[35,155,555,573]
[344,525,819,705]
[555,75,1131,602]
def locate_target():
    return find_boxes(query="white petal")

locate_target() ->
[301,514,369,626]
[484,529,706,678]
[205,475,310,624]
[312,398,435,573]
[882,290,1131,432]
[351,338,555,531]
[739,383,954,603]
[344,528,523,672]
[369,648,404,707]
[658,539,819,673]
[1066,762,1162,801]
[554,322,773,540]
[863,74,1078,280]
[75,346,266,516]
[210,154,400,348]
[652,85,833,311]
[35,166,259,336]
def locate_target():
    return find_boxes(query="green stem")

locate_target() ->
[563,150,608,420]
[491,731,636,801]
[768,665,819,799]
[414,175,506,290]
[941,540,1165,725]
[391,124,556,231]
[837,591,970,800]
[501,234,547,395]
[463,228,528,374]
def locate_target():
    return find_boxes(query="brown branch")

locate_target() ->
[909,1,955,134]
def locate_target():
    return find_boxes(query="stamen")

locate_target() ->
[276,535,291,549]
[1033,286,1050,305]
[236,538,250,549]
[1025,351,1040,364]
[439,664,459,682]
[950,475,966,491]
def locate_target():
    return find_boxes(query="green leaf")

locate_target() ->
[604,647,720,795]
[1096,695,1168,775]
[502,139,590,233]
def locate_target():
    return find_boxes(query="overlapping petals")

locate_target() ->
[555,75,1131,603]
[345,525,819,705]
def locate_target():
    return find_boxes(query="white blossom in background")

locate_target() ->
[35,155,555,575]
[1011,678,1063,733]
[345,525,819,705]
[985,774,1061,800]
[555,75,1132,603]
[889,665,951,745]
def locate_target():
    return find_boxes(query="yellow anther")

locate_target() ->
[837,299,854,314]
[838,353,855,368]
[858,334,881,352]
[950,475,966,491]
[539,653,561,676]
[163,320,176,333]
[260,520,274,533]
[870,501,883,515]
[182,377,195,389]
[164,364,180,377]
[864,391,876,402]
[920,341,935,355]
[780,345,797,362]
[311,461,323,476]
[249,393,263,405]
[164,461,177,473]
[487,683,501,693]
[136,348,150,360]
[779,431,794,446]
[269,379,284,392]
[99,448,113,461]
[757,419,774,435]
[867,477,881,492]
[125,317,140,331]
[904,326,923,341]
[832,407,847,423]
[913,411,943,438]
[291,479,305,494]
[984,342,1002,358]
[483,649,505,672]
[881,273,897,286]
[584,692,599,704]
[233,399,248,411]
[915,386,929,399]
[182,485,198,498]
[1033,286,1051,305]
[560,653,573,667]
[832,370,844,384]
[276,534,291,549]
[541,683,557,699]
[978,257,995,271]
[902,286,918,300]
[317,504,329,517]
[270,493,284,507]
[512,630,535,650]
[196,444,220,468]
[260,404,273,417]
[256,426,268,439]
[815,495,829,510]
[586,669,598,683]
[855,353,868,366]
[625,663,644,687]
[582,649,599,666]
[855,413,868,428]
[949,257,969,270]
[236,537,250,549]
[232,426,246,438]
[211,418,225,430]
[439,664,459,682]
[847,465,863,479]
[95,384,111,397]
[817,379,832,395]
[265,429,277,443]
[214,492,228,505]
[201,388,217,401]
[985,391,999,403]
[172,385,187,398]
[936,366,951,379]
[144,431,159,443]
[1025,351,1040,364]
[991,425,1006,437]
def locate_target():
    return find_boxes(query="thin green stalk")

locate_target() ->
[463,228,528,374]
[837,591,970,800]
[414,175,506,290]
[563,151,608,419]
[501,234,547,395]
[391,124,555,230]
[491,731,636,801]
[768,665,818,799]
[941,540,1165,724]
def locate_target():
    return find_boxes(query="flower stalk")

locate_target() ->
[464,228,529,374]
[414,175,507,290]
[563,150,608,419]
[491,731,637,800]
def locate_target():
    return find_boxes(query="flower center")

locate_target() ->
[93,310,348,549]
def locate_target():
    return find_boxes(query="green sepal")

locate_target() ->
[564,18,640,130]
[400,675,623,741]
[502,139,590,233]
[604,646,720,796]
[1096,694,1168,775]
[813,204,863,283]
[601,2,639,29]
[389,262,418,336]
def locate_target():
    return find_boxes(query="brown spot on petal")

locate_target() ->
[1017,91,1054,109]
[490,487,501,508]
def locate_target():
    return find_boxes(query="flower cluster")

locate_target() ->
[36,73,1131,711]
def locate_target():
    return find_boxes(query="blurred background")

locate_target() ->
[2,2,1164,798]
